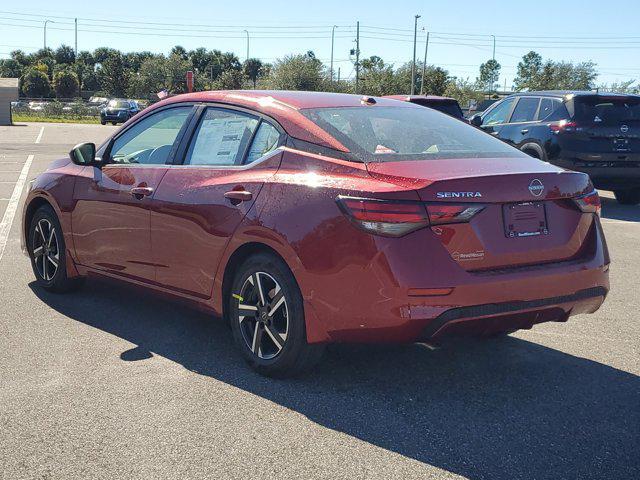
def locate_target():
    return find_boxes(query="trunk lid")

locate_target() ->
[367,157,595,271]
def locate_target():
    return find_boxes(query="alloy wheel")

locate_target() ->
[237,271,289,360]
[32,218,59,281]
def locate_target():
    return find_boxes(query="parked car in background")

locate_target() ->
[10,101,28,112]
[62,102,84,112]
[100,99,140,125]
[385,95,467,121]
[471,91,640,204]
[28,102,46,112]
[22,90,609,376]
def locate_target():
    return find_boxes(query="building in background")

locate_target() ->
[0,78,19,125]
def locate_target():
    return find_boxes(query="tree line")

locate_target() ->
[0,44,630,105]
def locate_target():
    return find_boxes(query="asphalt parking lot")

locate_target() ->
[0,122,638,480]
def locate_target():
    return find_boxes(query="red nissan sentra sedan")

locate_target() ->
[22,90,609,376]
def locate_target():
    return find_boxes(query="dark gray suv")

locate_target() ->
[471,91,640,205]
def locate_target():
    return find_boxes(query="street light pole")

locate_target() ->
[74,18,78,57]
[420,29,429,95]
[411,14,421,95]
[491,34,496,61]
[43,20,54,50]
[491,34,496,90]
[330,25,338,82]
[354,21,360,94]
[243,30,250,61]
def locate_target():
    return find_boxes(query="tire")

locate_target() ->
[28,205,84,293]
[228,253,325,377]
[111,122,117,126]
[100,120,106,125]
[520,143,544,160]
[614,188,640,205]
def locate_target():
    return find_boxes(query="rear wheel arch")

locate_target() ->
[221,242,297,323]
[521,142,546,160]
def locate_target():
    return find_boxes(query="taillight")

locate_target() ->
[337,196,484,237]
[550,120,579,133]
[336,197,429,237]
[573,190,601,216]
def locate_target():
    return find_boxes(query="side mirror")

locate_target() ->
[470,114,483,127]
[69,142,97,165]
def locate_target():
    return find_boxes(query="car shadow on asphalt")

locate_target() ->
[30,280,639,479]
[601,197,640,222]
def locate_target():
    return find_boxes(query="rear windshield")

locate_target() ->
[108,100,129,109]
[301,106,522,162]
[573,96,640,124]
[428,102,464,118]
[411,100,463,118]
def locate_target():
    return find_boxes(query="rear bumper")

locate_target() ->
[311,218,610,344]
[420,286,606,339]
[554,156,640,189]
[322,260,609,343]
[100,114,128,123]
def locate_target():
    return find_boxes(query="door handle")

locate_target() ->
[490,131,499,136]
[224,190,252,205]
[521,129,529,134]
[130,186,154,199]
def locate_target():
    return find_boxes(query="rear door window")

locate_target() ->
[185,108,259,166]
[538,98,554,120]
[245,122,281,164]
[547,101,570,121]
[510,97,540,123]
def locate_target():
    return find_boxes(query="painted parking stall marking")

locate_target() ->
[35,126,44,144]
[0,154,33,262]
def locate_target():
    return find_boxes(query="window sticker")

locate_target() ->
[190,117,253,165]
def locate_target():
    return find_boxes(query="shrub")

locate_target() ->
[21,68,51,97]
[53,69,80,98]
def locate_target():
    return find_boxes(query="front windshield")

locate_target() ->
[108,100,130,109]
[301,105,523,162]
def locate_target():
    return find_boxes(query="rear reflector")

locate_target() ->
[573,190,601,216]
[337,196,484,237]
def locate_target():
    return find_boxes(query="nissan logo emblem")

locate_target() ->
[528,179,544,197]
[621,125,629,133]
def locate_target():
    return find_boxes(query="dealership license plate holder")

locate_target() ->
[503,202,549,238]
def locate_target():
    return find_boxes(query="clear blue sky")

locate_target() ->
[2,0,640,88]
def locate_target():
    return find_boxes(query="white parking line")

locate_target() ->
[35,126,44,144]
[0,155,33,263]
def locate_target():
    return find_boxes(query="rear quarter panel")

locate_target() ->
[213,149,426,342]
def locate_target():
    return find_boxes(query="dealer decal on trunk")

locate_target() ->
[451,250,485,262]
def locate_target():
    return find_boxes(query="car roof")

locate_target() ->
[384,94,458,103]
[508,90,640,99]
[147,90,419,152]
